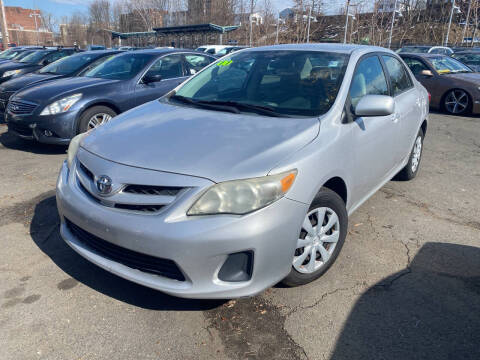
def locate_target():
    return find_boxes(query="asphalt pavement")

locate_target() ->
[0,112,479,360]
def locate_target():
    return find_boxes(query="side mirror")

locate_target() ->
[354,95,394,117]
[420,69,433,77]
[42,59,49,66]
[143,73,162,84]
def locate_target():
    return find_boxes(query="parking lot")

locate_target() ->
[0,111,479,360]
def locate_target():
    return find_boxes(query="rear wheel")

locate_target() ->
[396,128,424,181]
[443,89,470,115]
[282,188,348,287]
[77,106,117,134]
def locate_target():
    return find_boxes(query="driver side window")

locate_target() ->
[349,56,389,107]
[144,54,184,81]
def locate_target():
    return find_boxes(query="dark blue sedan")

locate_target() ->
[6,49,215,144]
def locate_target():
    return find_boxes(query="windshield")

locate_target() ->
[430,56,472,74]
[19,51,49,64]
[452,53,480,66]
[0,50,27,60]
[39,53,102,75]
[398,47,430,53]
[83,53,153,80]
[173,50,349,117]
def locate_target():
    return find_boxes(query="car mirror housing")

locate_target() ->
[420,69,433,77]
[143,74,162,84]
[354,95,395,117]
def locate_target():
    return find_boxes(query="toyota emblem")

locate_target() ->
[96,175,112,195]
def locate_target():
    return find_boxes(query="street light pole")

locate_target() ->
[30,12,41,45]
[249,0,253,47]
[461,0,471,46]
[343,0,350,44]
[445,0,456,46]
[388,0,398,49]
[306,4,312,43]
[275,14,279,45]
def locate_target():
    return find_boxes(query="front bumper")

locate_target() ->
[6,110,77,145]
[56,159,308,299]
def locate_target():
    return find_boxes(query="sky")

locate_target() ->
[4,0,296,20]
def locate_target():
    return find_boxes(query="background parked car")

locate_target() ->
[0,47,78,84]
[451,51,480,71]
[6,49,215,144]
[0,50,122,114]
[195,45,228,55]
[400,53,480,115]
[0,46,43,64]
[397,45,453,55]
[215,46,249,57]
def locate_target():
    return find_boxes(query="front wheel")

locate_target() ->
[444,89,470,115]
[77,106,117,134]
[282,188,348,287]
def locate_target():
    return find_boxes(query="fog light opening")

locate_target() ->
[218,251,253,282]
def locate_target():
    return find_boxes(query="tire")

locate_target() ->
[282,188,348,287]
[395,128,424,181]
[443,89,471,115]
[77,106,117,134]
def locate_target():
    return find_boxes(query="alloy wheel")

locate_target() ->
[411,135,422,173]
[293,207,340,274]
[445,90,469,114]
[87,113,112,130]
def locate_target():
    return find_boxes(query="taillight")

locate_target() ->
[428,92,431,103]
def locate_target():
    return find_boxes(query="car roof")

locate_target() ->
[118,48,204,56]
[248,43,391,54]
[80,49,122,55]
[399,53,446,59]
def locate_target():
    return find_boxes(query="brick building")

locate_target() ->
[2,6,53,46]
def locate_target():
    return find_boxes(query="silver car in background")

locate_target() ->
[56,44,429,299]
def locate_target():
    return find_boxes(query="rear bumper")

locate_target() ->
[56,160,308,299]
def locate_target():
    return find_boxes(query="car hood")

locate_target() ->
[12,76,119,103]
[444,72,480,82]
[0,62,34,72]
[2,73,62,92]
[81,101,320,182]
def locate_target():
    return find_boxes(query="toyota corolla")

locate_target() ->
[56,44,429,299]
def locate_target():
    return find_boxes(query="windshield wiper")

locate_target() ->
[40,71,58,75]
[198,100,288,117]
[169,94,240,114]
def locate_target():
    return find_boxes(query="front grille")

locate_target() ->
[66,218,185,281]
[7,122,33,137]
[8,100,38,115]
[123,184,183,197]
[114,203,164,213]
[79,162,94,182]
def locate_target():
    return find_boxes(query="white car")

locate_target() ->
[195,45,228,55]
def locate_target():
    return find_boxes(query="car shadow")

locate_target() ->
[0,129,67,155]
[330,242,480,360]
[30,195,225,311]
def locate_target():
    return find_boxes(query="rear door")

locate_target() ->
[134,54,187,106]
[381,54,420,162]
[347,54,401,201]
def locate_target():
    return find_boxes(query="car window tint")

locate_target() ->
[43,51,66,65]
[84,53,153,80]
[184,54,213,75]
[402,57,428,76]
[382,55,413,96]
[145,54,183,80]
[349,56,388,107]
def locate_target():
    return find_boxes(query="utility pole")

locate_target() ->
[249,0,254,47]
[306,1,313,43]
[461,0,472,46]
[388,0,398,49]
[445,0,456,46]
[343,0,350,44]
[0,0,9,50]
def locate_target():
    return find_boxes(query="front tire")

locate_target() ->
[282,188,348,287]
[443,89,470,115]
[396,128,424,181]
[77,106,117,134]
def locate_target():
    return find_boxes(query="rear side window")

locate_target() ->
[184,54,213,75]
[144,54,184,80]
[402,57,429,76]
[382,55,413,96]
[349,56,388,107]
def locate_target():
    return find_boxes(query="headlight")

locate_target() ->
[187,170,297,215]
[67,132,86,169]
[3,69,21,78]
[40,93,82,116]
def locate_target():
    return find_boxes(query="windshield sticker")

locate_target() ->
[437,69,451,73]
[328,61,339,67]
[217,59,233,67]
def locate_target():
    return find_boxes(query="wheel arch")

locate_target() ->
[322,176,348,206]
[75,101,121,133]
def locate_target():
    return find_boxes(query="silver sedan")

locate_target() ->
[56,44,429,298]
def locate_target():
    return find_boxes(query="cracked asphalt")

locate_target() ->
[1,112,479,360]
